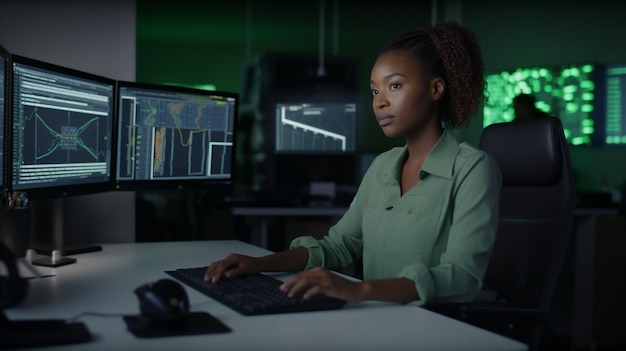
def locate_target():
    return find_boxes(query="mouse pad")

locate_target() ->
[124,312,231,338]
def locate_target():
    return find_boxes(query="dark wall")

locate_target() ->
[137,0,433,154]
[462,0,626,192]
[137,0,626,193]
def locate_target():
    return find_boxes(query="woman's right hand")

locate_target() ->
[204,253,260,283]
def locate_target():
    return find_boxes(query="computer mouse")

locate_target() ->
[134,278,190,323]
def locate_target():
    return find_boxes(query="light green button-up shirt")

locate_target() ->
[290,129,502,306]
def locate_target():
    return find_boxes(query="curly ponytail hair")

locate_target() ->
[379,21,486,129]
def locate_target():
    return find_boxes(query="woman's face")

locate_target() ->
[369,51,441,138]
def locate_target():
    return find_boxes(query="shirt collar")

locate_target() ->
[384,129,460,183]
[421,129,460,180]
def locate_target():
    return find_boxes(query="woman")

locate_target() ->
[205,20,501,306]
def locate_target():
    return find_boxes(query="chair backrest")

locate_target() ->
[478,117,575,311]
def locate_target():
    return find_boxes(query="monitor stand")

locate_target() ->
[28,198,102,267]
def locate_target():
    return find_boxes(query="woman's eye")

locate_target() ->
[390,83,401,90]
[371,89,379,95]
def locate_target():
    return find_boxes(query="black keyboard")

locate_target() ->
[165,267,347,316]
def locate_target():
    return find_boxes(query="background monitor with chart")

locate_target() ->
[267,101,359,205]
[274,102,357,154]
[599,63,626,145]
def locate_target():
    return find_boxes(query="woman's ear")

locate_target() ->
[431,77,445,101]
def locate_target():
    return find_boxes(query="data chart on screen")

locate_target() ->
[116,84,237,184]
[275,102,356,153]
[11,57,114,193]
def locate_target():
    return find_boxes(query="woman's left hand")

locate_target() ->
[279,267,365,303]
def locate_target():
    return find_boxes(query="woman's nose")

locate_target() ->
[374,94,388,109]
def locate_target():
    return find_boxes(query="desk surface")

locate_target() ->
[6,240,527,351]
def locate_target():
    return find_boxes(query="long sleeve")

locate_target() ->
[290,130,502,306]
[399,151,501,305]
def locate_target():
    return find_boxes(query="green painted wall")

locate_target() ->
[137,0,431,154]
[462,0,626,192]
[137,0,626,193]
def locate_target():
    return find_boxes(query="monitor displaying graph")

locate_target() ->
[484,63,599,145]
[10,55,115,198]
[115,81,237,189]
[274,102,356,153]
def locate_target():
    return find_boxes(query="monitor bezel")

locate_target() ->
[8,54,117,200]
[0,44,9,191]
[113,80,239,192]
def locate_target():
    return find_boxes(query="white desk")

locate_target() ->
[6,240,527,350]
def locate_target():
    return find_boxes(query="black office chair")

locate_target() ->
[427,117,576,350]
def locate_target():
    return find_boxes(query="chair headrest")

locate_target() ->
[479,117,563,186]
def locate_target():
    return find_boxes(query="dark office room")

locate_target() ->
[0,0,625,350]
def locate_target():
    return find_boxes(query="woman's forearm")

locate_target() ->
[358,278,419,304]
[257,246,310,272]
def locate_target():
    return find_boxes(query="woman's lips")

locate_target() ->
[377,115,394,126]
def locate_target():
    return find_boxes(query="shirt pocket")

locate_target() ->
[361,189,390,256]
[361,188,389,226]
[386,194,442,255]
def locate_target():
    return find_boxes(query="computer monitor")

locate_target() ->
[601,63,626,145]
[0,44,8,191]
[274,102,357,154]
[9,55,116,264]
[115,81,238,190]
[10,55,116,199]
[265,101,359,205]
[553,63,599,145]
[483,63,599,145]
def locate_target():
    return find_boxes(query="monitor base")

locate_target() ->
[31,256,77,268]
[34,244,103,256]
